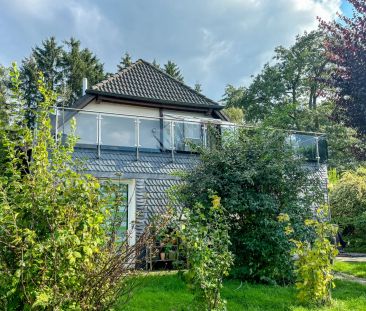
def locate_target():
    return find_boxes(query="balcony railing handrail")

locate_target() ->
[54,106,326,137]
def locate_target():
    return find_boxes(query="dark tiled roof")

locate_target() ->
[88,59,221,108]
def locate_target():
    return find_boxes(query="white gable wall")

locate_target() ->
[84,100,160,118]
[82,100,218,121]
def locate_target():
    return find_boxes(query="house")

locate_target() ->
[55,59,327,246]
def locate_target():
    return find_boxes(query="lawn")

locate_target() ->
[116,272,366,311]
[334,260,366,278]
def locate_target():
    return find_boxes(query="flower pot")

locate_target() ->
[160,252,166,260]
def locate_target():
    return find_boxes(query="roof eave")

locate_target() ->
[86,89,224,110]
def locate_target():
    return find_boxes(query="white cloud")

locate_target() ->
[0,0,342,99]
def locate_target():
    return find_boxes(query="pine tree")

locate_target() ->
[163,60,184,82]
[152,59,160,69]
[20,37,63,128]
[62,38,105,105]
[32,37,64,90]
[117,52,132,71]
[194,82,202,93]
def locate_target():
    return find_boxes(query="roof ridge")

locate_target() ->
[91,60,144,90]
[138,59,220,106]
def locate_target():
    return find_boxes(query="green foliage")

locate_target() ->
[221,84,246,108]
[179,196,233,311]
[222,107,244,124]
[163,60,184,82]
[61,38,105,105]
[19,36,105,117]
[0,64,136,310]
[222,30,363,170]
[179,128,324,284]
[194,82,202,93]
[117,52,133,71]
[329,167,366,250]
[279,206,338,306]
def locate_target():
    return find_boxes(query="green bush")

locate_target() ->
[279,207,338,306]
[178,195,233,311]
[329,167,366,250]
[179,128,324,284]
[0,65,147,310]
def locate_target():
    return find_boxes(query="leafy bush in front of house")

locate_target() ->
[0,64,152,310]
[279,207,338,306]
[329,167,366,251]
[179,195,233,311]
[179,128,324,284]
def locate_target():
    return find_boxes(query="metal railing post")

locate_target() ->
[135,118,140,161]
[202,123,207,147]
[97,113,102,159]
[171,121,175,163]
[55,107,59,144]
[315,136,320,167]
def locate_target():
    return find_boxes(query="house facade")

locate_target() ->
[55,59,327,245]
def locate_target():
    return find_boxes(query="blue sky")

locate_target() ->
[0,0,351,101]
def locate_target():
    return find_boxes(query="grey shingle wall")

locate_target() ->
[73,147,198,237]
[73,147,328,238]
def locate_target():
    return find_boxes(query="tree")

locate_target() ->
[194,82,202,93]
[179,128,324,284]
[320,0,366,134]
[222,30,363,169]
[222,106,244,124]
[62,38,105,105]
[163,60,184,82]
[117,52,132,71]
[221,84,246,108]
[20,37,63,127]
[20,37,105,115]
[152,59,161,69]
[237,31,330,128]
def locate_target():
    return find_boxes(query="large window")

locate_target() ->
[100,181,129,244]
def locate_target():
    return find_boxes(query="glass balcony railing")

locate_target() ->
[53,107,327,163]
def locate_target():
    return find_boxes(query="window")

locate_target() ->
[100,181,129,244]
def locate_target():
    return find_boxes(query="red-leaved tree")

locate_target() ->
[320,0,366,135]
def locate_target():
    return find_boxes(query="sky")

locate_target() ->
[0,0,353,101]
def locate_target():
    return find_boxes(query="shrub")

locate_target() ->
[279,206,338,306]
[0,64,156,310]
[178,196,233,311]
[179,127,324,284]
[329,167,366,250]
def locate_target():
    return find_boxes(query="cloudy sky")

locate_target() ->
[0,0,352,101]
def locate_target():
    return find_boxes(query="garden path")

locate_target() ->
[334,272,366,285]
[337,253,366,262]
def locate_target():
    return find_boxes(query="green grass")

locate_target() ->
[116,273,366,311]
[334,261,366,278]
